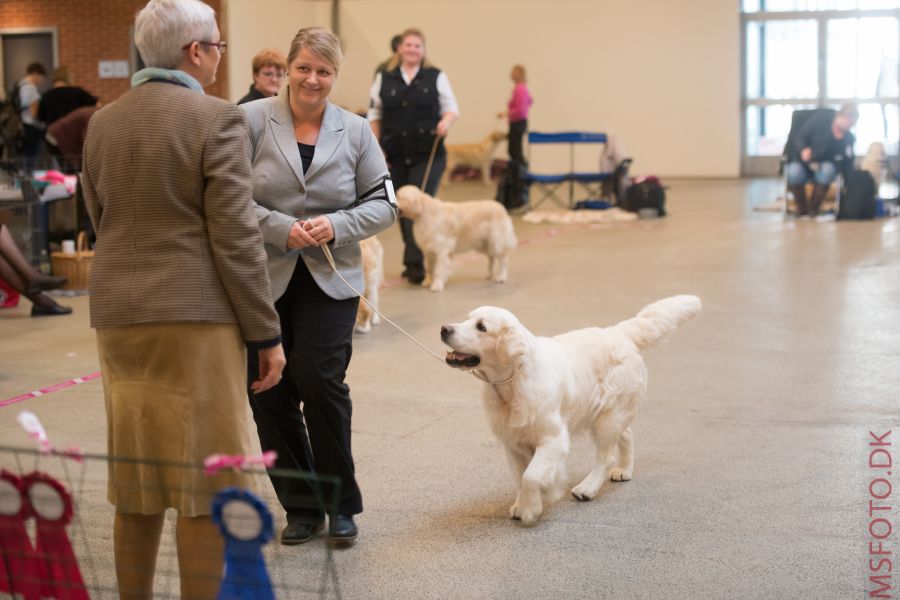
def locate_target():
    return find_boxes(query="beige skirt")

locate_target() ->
[96,322,255,516]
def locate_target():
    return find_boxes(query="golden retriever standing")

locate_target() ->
[445,131,507,185]
[440,295,702,524]
[396,185,517,292]
[354,236,384,334]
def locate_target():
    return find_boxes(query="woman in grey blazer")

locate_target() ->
[241,26,397,546]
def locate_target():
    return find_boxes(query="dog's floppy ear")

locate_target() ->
[496,324,528,366]
[400,187,425,218]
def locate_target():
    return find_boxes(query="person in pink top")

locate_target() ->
[498,64,532,165]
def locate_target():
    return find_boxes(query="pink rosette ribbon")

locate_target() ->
[17,412,83,463]
[203,451,277,476]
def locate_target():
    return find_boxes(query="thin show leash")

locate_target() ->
[317,242,521,386]
[419,134,441,190]
[413,133,521,384]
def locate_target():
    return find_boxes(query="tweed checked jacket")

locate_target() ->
[240,95,397,301]
[82,81,281,345]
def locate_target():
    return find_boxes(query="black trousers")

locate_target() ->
[508,120,527,165]
[248,257,361,522]
[389,154,446,270]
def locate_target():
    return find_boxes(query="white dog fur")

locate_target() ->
[441,295,702,524]
[444,131,507,185]
[396,185,517,292]
[354,235,384,334]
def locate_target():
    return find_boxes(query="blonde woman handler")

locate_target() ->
[241,26,397,546]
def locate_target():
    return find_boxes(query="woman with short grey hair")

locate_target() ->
[134,0,221,69]
[83,0,284,597]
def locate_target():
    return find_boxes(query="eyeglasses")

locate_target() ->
[182,40,227,54]
[258,70,286,79]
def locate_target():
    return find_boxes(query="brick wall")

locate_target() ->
[0,0,228,102]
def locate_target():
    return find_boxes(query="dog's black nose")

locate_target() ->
[440,325,453,341]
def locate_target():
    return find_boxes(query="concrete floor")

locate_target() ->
[1,178,898,599]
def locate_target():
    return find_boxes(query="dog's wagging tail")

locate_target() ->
[614,294,702,350]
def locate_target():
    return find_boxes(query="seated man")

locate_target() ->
[786,103,859,217]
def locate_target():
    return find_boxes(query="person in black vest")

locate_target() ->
[368,27,458,284]
[786,102,858,217]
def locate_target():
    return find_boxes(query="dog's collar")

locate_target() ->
[469,362,523,386]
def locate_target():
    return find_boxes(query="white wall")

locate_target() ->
[226,0,741,178]
[226,0,331,102]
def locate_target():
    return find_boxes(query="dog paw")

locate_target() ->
[371,314,381,325]
[354,322,371,334]
[513,494,543,524]
[610,468,632,482]
[519,507,541,525]
[571,483,597,502]
[492,276,507,284]
[429,282,444,293]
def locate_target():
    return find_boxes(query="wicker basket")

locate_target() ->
[51,231,93,290]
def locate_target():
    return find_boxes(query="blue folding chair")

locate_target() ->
[525,132,614,209]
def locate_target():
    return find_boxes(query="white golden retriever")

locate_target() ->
[441,295,701,524]
[396,185,517,292]
[354,236,384,334]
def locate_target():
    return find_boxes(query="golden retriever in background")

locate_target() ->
[861,141,886,189]
[354,236,384,334]
[445,131,507,185]
[396,185,517,292]
[441,295,702,524]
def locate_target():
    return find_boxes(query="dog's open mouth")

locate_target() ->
[445,351,480,368]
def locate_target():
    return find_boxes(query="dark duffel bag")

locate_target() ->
[496,160,529,211]
[622,176,666,217]
[838,169,876,220]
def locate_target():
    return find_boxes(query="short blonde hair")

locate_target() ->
[386,28,432,72]
[252,48,287,75]
[287,27,342,74]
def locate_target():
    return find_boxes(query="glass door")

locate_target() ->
[741,2,900,175]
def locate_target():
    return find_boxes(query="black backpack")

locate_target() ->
[838,169,876,220]
[495,160,529,211]
[622,176,666,216]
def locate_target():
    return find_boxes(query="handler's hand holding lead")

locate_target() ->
[287,220,319,249]
[302,216,335,245]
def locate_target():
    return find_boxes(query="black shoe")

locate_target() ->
[280,520,324,545]
[31,303,73,317]
[401,265,425,285]
[26,275,67,295]
[329,515,358,546]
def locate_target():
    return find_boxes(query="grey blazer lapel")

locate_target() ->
[269,93,305,186]
[304,102,344,183]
